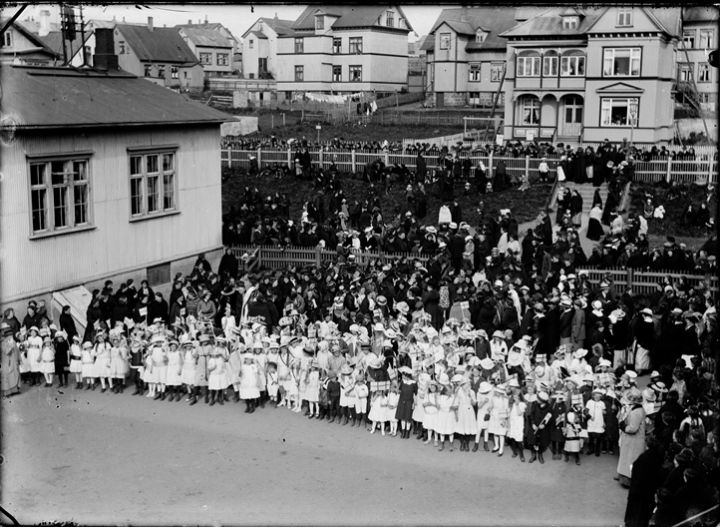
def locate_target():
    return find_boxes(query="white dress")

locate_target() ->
[339,376,355,408]
[109,345,129,378]
[487,394,509,436]
[412,373,430,422]
[151,347,167,385]
[368,393,388,423]
[181,349,197,385]
[239,363,260,399]
[207,356,227,391]
[476,393,492,432]
[436,394,456,436]
[40,344,55,374]
[69,344,83,373]
[386,392,400,422]
[27,336,43,372]
[304,370,320,403]
[94,343,112,378]
[165,350,183,386]
[422,392,439,432]
[81,347,96,378]
[508,401,527,442]
[585,399,606,434]
[453,388,478,435]
[354,383,368,414]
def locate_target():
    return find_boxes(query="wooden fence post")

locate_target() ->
[319,148,324,170]
[488,150,494,180]
[287,148,292,169]
[707,157,714,185]
[626,267,634,294]
[384,150,389,166]
[257,147,262,169]
[226,146,231,168]
[351,149,356,173]
[665,156,672,183]
[315,246,321,267]
[525,155,530,182]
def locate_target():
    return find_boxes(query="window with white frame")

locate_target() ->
[129,151,176,218]
[332,65,342,82]
[677,63,692,82]
[600,97,638,127]
[698,63,711,82]
[157,66,165,79]
[683,30,696,49]
[315,15,324,30]
[490,63,504,82]
[475,29,487,43]
[562,16,579,30]
[542,52,558,76]
[349,37,363,54]
[118,40,126,54]
[699,29,714,49]
[144,64,152,77]
[439,33,451,50]
[248,40,254,49]
[199,52,212,65]
[564,95,583,123]
[2,31,12,47]
[603,47,641,77]
[616,8,632,27]
[29,157,91,235]
[518,95,540,125]
[517,51,540,77]
[295,38,304,53]
[349,65,362,82]
[386,10,394,27]
[217,53,229,66]
[561,51,585,76]
[333,37,341,54]
[468,63,481,82]
[171,66,178,79]
[294,65,304,81]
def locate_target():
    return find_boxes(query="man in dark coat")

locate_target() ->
[218,248,239,281]
[415,151,426,183]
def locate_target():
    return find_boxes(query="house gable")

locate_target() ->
[596,82,645,94]
[586,7,677,35]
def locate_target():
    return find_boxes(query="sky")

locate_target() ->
[19,4,451,42]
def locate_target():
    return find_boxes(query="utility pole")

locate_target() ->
[79,4,87,66]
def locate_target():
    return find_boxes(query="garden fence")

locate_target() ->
[221,147,718,186]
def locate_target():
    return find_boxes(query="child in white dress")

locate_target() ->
[473,381,493,451]
[353,374,369,428]
[368,390,388,435]
[386,383,400,436]
[164,341,183,401]
[436,385,456,452]
[304,361,321,418]
[26,327,43,386]
[239,353,260,413]
[422,382,439,445]
[266,362,279,405]
[40,337,55,386]
[69,336,83,389]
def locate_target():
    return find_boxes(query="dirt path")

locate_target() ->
[2,386,626,525]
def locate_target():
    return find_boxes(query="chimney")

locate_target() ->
[188,19,192,25]
[93,28,119,71]
[39,9,51,37]
[147,16,153,31]
[204,15,208,25]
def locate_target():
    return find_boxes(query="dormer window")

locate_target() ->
[386,10,394,27]
[562,16,579,29]
[315,15,324,30]
[616,8,632,27]
[475,29,487,43]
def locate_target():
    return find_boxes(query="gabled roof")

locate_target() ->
[241,17,295,38]
[501,8,606,38]
[115,24,199,65]
[36,29,92,58]
[0,20,59,57]
[248,31,268,40]
[292,6,413,32]
[177,26,233,48]
[641,8,681,38]
[1,65,231,130]
[426,8,538,51]
[683,6,719,23]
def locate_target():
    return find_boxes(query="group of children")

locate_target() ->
[10,314,657,467]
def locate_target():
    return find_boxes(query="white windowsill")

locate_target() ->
[29,224,97,240]
[129,210,181,223]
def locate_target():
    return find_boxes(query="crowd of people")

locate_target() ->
[1,235,718,525]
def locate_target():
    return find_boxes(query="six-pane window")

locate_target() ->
[157,66,165,79]
[349,37,363,54]
[616,8,632,27]
[542,54,558,76]
[333,37,341,53]
[519,95,540,125]
[468,63,481,82]
[600,97,639,126]
[677,63,692,82]
[29,158,90,235]
[561,52,585,76]
[332,65,342,82]
[199,52,212,65]
[129,151,176,218]
[683,30,696,48]
[349,65,362,82]
[386,11,394,27]
[517,53,540,77]
[170,66,178,79]
[698,63,711,82]
[295,65,304,81]
[603,48,641,77]
[699,29,714,49]
[315,15,324,30]
[216,53,228,66]
[295,38,304,53]
[490,63,504,82]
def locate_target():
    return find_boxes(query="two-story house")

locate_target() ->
[275,6,412,95]
[0,28,230,318]
[500,7,681,146]
[423,7,545,108]
[678,7,718,112]
[114,18,204,90]
[176,22,238,78]
[0,18,58,65]
[241,16,295,80]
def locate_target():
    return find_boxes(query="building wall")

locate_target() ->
[680,20,719,111]
[276,28,409,92]
[189,43,234,76]
[0,126,223,304]
[114,27,144,75]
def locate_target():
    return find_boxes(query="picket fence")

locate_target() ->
[221,147,718,185]
[226,246,718,297]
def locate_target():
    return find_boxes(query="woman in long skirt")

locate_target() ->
[586,204,604,241]
[473,381,493,451]
[395,366,417,438]
[488,384,510,456]
[508,392,527,462]
[1,324,21,396]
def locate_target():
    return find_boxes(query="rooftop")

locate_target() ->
[177,26,233,48]
[1,65,231,130]
[115,24,199,64]
[292,6,413,32]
